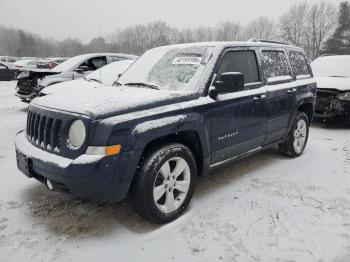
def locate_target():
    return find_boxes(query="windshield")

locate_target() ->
[117,45,213,91]
[53,54,89,72]
[85,60,134,85]
[312,56,350,77]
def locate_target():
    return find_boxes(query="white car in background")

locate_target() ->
[311,55,350,119]
[13,59,38,70]
[40,59,135,96]
[15,53,138,102]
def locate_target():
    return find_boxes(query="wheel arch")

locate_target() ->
[137,130,208,178]
[297,101,314,124]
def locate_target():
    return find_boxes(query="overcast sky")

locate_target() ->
[0,0,344,42]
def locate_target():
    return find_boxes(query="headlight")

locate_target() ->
[338,92,350,101]
[67,120,86,149]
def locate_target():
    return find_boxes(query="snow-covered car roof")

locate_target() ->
[52,53,138,73]
[311,55,350,78]
[153,41,301,51]
[14,59,36,66]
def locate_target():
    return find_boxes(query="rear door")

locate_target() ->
[208,47,268,164]
[261,49,296,144]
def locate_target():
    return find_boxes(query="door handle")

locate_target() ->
[253,94,266,101]
[287,88,297,94]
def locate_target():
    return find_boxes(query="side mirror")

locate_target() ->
[212,72,244,96]
[75,66,89,74]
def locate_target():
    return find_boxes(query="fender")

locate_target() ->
[130,113,210,158]
[287,91,316,133]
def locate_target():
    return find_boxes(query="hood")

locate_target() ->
[17,68,59,79]
[32,86,198,119]
[315,76,350,91]
[41,79,98,95]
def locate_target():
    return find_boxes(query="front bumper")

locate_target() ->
[314,97,350,118]
[15,131,141,203]
[15,88,36,101]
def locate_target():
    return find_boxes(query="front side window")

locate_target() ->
[289,51,310,78]
[117,46,214,91]
[262,51,291,80]
[217,50,260,84]
[79,56,107,70]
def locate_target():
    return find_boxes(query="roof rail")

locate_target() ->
[248,38,293,46]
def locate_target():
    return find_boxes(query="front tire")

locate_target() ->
[279,112,310,157]
[131,143,197,224]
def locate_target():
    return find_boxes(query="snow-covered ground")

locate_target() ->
[0,81,350,262]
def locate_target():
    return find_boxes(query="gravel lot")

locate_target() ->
[0,81,349,262]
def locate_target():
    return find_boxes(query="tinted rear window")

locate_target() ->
[289,51,310,77]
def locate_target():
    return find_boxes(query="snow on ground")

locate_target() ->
[0,81,350,262]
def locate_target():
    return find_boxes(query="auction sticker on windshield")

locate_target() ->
[172,56,202,65]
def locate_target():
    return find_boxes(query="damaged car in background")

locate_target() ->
[0,62,20,81]
[39,59,135,96]
[15,53,138,102]
[311,55,350,120]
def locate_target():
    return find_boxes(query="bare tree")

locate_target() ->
[215,21,243,41]
[306,0,337,59]
[279,1,309,46]
[280,0,337,59]
[244,17,277,40]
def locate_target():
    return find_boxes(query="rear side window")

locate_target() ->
[262,51,291,81]
[217,50,260,84]
[289,51,310,78]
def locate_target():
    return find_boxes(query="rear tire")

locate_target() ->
[279,112,309,157]
[131,143,197,224]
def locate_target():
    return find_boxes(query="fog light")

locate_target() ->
[46,179,54,191]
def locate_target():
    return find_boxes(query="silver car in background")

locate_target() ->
[15,53,138,102]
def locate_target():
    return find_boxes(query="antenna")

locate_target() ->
[99,24,102,88]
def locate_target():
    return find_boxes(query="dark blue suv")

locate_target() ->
[15,41,316,223]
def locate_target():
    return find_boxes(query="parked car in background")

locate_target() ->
[311,55,350,119]
[15,41,316,223]
[13,59,38,70]
[37,57,68,69]
[0,62,20,81]
[0,56,18,66]
[15,53,138,102]
[40,59,135,96]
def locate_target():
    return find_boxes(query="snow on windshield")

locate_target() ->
[85,60,134,85]
[311,56,350,77]
[52,54,90,72]
[118,46,214,91]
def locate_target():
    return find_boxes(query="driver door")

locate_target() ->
[208,48,268,164]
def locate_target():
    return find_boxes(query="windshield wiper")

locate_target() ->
[83,77,102,84]
[124,82,160,90]
[329,75,347,78]
[113,81,122,86]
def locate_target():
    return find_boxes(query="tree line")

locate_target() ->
[0,0,349,60]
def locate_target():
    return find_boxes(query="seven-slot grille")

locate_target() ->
[26,110,62,153]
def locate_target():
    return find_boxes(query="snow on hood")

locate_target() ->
[31,86,198,119]
[40,79,99,95]
[315,76,350,91]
